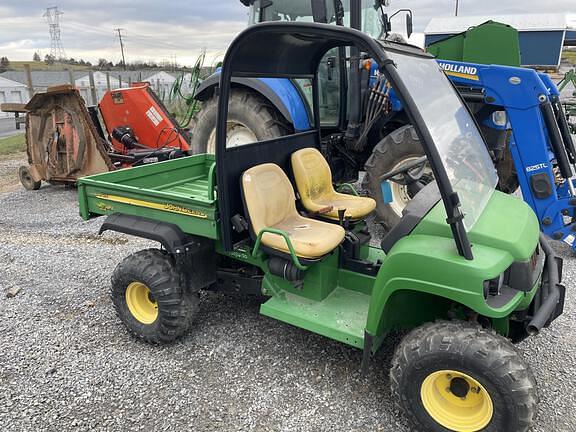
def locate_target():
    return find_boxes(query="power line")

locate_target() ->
[43,6,66,60]
[64,21,116,37]
[115,28,127,70]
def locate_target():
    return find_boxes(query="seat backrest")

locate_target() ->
[291,148,335,206]
[242,163,297,234]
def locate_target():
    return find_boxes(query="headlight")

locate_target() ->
[492,111,507,127]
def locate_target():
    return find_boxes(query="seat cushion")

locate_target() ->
[311,192,377,221]
[262,213,345,259]
[291,147,376,220]
[242,163,345,259]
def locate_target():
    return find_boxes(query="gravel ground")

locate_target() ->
[0,152,25,194]
[0,161,575,431]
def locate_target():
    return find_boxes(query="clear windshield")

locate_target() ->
[249,0,385,38]
[386,49,498,230]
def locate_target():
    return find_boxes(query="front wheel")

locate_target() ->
[390,320,538,432]
[110,249,198,344]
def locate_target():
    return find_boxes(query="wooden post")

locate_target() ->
[67,69,75,86]
[128,76,132,87]
[118,75,122,88]
[106,72,111,91]
[138,71,142,82]
[24,64,34,98]
[88,71,98,105]
[157,78,161,93]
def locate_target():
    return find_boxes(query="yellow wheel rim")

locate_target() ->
[420,369,494,432]
[125,282,158,324]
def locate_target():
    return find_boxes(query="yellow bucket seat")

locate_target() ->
[241,163,345,259]
[291,147,376,221]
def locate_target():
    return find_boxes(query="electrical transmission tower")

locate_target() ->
[115,28,127,70]
[43,6,66,60]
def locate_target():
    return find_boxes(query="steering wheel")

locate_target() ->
[379,156,428,186]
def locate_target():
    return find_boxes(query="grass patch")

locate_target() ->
[0,134,26,156]
[563,50,576,66]
[6,61,92,72]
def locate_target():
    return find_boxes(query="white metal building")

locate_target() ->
[0,76,27,118]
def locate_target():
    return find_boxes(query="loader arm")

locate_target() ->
[435,60,576,250]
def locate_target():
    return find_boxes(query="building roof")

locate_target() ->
[425,13,572,35]
[0,75,26,88]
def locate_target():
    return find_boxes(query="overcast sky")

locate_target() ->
[0,1,574,66]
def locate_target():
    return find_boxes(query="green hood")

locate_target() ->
[413,191,539,261]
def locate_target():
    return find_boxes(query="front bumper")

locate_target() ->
[524,234,566,335]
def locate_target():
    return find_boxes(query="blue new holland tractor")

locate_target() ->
[192,0,576,252]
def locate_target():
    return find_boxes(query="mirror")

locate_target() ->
[406,12,413,38]
[384,9,414,39]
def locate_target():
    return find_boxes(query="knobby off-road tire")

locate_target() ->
[363,125,430,230]
[191,88,292,154]
[19,166,41,190]
[390,320,538,432]
[111,249,199,344]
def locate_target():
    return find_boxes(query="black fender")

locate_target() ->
[194,74,294,126]
[100,213,217,290]
[99,213,190,254]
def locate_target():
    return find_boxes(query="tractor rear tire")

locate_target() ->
[191,88,292,154]
[111,249,198,344]
[363,125,431,230]
[19,166,41,191]
[390,320,538,432]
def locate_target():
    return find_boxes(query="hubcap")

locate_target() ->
[387,157,433,217]
[125,282,158,324]
[420,370,494,431]
[206,121,257,154]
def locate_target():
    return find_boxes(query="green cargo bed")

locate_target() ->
[78,154,219,239]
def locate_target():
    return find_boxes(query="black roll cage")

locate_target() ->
[216,22,473,260]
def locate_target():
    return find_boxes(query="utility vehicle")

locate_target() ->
[78,23,565,432]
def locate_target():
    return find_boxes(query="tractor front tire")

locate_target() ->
[363,125,431,230]
[191,88,291,154]
[111,249,198,344]
[390,320,538,432]
[19,166,41,190]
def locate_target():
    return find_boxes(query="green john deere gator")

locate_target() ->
[78,23,565,432]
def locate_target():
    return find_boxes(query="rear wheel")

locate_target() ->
[191,88,292,154]
[363,125,433,230]
[19,166,41,190]
[111,249,198,344]
[390,320,538,432]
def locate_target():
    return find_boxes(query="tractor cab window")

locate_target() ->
[249,0,335,24]
[340,1,385,39]
[249,0,384,39]
[293,52,340,127]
